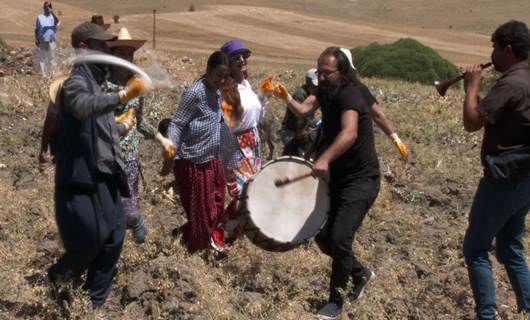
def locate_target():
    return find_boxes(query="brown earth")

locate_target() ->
[3,0,530,65]
[1,1,530,319]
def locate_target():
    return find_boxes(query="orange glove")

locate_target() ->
[155,132,176,160]
[220,101,235,127]
[391,133,409,161]
[273,83,293,102]
[119,76,146,104]
[259,76,275,96]
[115,107,137,131]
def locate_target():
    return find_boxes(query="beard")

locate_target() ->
[317,80,341,102]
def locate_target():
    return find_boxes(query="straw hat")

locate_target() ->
[106,28,146,50]
[48,75,68,104]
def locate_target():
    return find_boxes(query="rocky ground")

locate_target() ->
[0,47,35,77]
[0,45,527,320]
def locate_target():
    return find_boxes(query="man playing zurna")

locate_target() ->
[460,20,530,319]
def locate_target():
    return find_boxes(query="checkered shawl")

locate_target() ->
[168,79,242,168]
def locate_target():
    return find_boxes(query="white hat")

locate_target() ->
[339,48,356,71]
[306,68,318,86]
[106,27,146,50]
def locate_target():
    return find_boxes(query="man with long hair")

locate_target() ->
[276,47,380,319]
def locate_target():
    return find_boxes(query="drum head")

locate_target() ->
[245,156,329,245]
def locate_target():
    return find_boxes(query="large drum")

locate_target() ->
[239,156,329,252]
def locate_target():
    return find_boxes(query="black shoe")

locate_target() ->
[316,302,342,320]
[349,269,375,303]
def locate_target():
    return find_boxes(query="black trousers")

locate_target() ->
[315,174,380,305]
[51,174,126,308]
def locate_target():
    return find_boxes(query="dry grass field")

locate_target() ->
[3,0,530,64]
[1,1,530,319]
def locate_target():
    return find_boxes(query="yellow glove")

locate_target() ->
[259,76,275,96]
[115,107,137,131]
[391,133,409,161]
[273,83,293,102]
[119,76,146,104]
[115,107,134,123]
[155,132,176,160]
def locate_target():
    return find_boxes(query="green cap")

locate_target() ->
[71,22,116,48]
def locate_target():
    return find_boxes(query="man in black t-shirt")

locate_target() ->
[275,47,380,319]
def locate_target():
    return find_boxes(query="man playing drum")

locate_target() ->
[275,47,380,319]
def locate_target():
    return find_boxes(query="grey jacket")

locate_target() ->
[55,63,123,190]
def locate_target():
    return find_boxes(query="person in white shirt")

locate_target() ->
[34,1,59,76]
[219,38,271,243]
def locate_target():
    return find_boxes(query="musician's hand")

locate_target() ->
[390,133,408,161]
[312,157,329,179]
[462,64,482,93]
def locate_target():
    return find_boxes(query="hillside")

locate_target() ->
[4,0,528,64]
[0,46,525,319]
[1,1,530,319]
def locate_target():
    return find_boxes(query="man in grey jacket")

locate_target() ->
[47,22,145,309]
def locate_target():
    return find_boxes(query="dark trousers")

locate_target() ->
[51,174,126,308]
[463,176,530,319]
[315,174,380,305]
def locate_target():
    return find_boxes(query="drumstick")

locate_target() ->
[274,172,312,187]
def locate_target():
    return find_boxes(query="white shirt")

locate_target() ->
[231,79,265,134]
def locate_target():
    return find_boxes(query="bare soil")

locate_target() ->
[1,1,530,319]
[3,0,529,64]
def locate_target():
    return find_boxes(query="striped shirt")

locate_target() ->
[168,79,241,168]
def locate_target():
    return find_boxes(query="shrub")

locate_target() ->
[113,14,120,23]
[189,4,195,12]
[350,38,459,85]
[0,36,6,49]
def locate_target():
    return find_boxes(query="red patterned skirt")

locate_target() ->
[173,158,226,252]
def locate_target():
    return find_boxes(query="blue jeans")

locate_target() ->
[463,176,530,319]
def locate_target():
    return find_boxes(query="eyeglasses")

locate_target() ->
[316,69,338,78]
